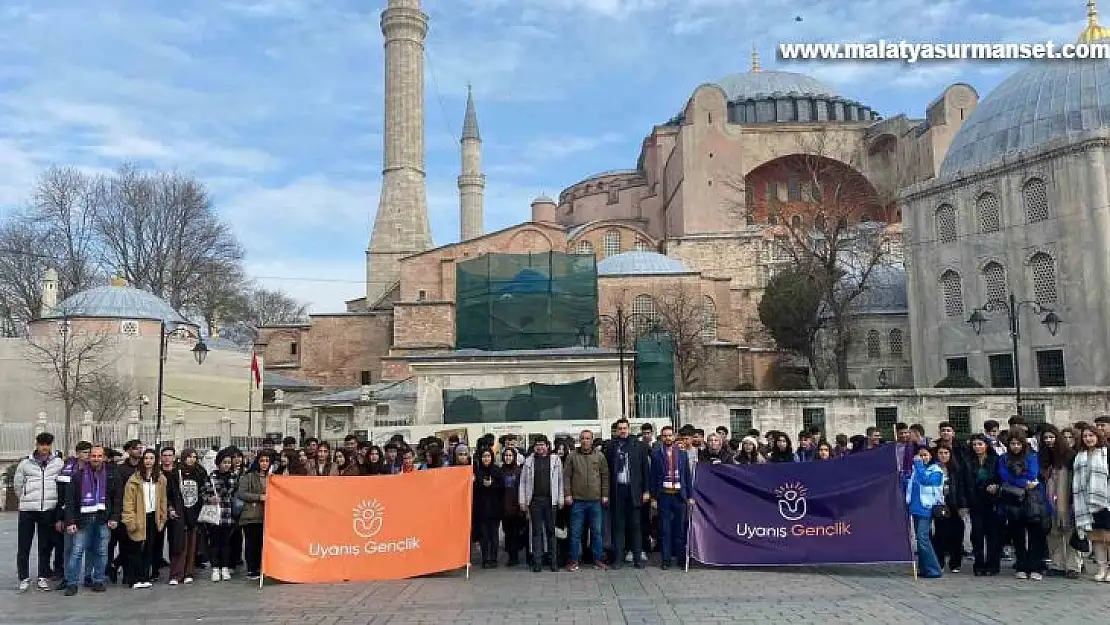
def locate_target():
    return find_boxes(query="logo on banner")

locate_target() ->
[309,498,421,559]
[775,482,808,521]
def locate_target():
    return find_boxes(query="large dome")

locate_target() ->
[44,285,193,326]
[713,70,839,101]
[941,56,1110,174]
[597,252,690,276]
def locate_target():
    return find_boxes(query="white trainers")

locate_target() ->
[220,567,232,581]
[624,552,633,563]
[211,569,221,583]
[1015,571,1028,579]
[168,579,179,586]
[17,579,30,593]
[183,577,193,584]
[1029,572,1043,581]
[132,581,152,589]
[35,578,51,591]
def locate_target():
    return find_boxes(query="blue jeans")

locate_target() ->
[62,532,95,585]
[658,494,687,563]
[569,500,604,564]
[67,522,109,588]
[913,515,942,578]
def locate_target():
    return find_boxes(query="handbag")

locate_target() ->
[198,502,221,525]
[931,504,951,520]
[554,527,568,540]
[998,483,1026,503]
[1070,529,1092,553]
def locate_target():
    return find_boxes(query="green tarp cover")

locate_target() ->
[443,378,598,423]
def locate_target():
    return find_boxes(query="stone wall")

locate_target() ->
[259,312,392,388]
[679,387,1110,439]
[392,302,454,348]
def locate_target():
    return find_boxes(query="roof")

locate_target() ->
[264,371,322,391]
[311,378,416,404]
[941,49,1110,173]
[597,251,690,276]
[44,285,193,326]
[713,70,839,101]
[461,85,480,141]
[821,264,908,317]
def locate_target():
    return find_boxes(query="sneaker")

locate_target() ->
[211,570,221,583]
[950,568,960,574]
[183,577,193,584]
[132,581,152,589]
[624,552,633,563]
[91,583,106,592]
[246,574,260,581]
[1015,572,1028,579]
[36,577,51,591]
[639,551,648,562]
[18,579,31,593]
[64,585,78,596]
[220,567,232,581]
[168,579,179,586]
[1030,572,1043,581]
[566,562,580,572]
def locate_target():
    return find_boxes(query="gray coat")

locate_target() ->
[14,453,64,512]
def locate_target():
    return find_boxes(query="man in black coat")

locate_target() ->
[606,418,651,569]
[62,446,123,596]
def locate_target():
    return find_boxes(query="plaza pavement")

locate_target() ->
[0,513,1101,625]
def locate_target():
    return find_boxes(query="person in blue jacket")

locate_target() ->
[998,433,1050,580]
[906,446,945,578]
[649,425,693,570]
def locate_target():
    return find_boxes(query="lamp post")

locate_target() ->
[137,394,149,422]
[578,306,654,421]
[154,320,209,445]
[966,293,1062,416]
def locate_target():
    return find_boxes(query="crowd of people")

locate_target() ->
[10,414,1110,594]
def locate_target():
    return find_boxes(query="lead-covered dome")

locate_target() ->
[45,285,193,325]
[713,70,839,101]
[597,252,689,276]
[941,56,1110,174]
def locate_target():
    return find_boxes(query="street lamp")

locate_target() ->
[137,394,150,421]
[966,293,1062,416]
[578,306,655,420]
[155,320,209,445]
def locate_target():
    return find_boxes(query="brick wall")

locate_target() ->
[393,302,454,347]
[260,313,392,388]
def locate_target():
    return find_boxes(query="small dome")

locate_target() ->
[531,195,555,204]
[45,285,193,326]
[713,70,839,102]
[597,252,690,276]
[827,264,908,316]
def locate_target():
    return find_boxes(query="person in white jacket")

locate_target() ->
[518,436,563,573]
[13,432,65,592]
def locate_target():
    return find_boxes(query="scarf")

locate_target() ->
[79,464,108,513]
[1072,447,1110,530]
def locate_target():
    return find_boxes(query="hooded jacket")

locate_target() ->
[14,451,64,512]
[167,460,208,528]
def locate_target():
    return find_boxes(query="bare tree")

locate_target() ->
[190,260,251,337]
[0,217,49,333]
[651,284,717,392]
[246,287,309,329]
[79,373,135,423]
[30,167,102,296]
[24,318,117,449]
[727,128,898,388]
[94,164,244,310]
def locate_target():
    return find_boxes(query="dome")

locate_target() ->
[531,195,554,204]
[940,55,1110,174]
[712,70,839,102]
[597,252,690,276]
[820,264,908,317]
[45,285,193,326]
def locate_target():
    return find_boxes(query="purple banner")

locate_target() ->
[689,447,913,566]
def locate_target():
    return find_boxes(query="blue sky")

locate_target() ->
[0,0,1092,309]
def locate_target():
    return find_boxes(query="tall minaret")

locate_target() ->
[366,0,433,305]
[40,267,58,318]
[458,85,485,241]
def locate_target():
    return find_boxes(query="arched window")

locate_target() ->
[889,329,904,358]
[576,240,593,255]
[982,262,1006,304]
[602,230,621,257]
[866,330,881,359]
[935,204,957,243]
[790,215,803,229]
[814,215,827,231]
[768,215,779,226]
[631,294,657,336]
[1023,178,1049,223]
[633,240,651,252]
[977,192,1000,233]
[700,296,717,341]
[940,270,964,317]
[1030,253,1058,303]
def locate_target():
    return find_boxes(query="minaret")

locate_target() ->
[366,0,433,305]
[40,268,58,318]
[751,44,760,72]
[458,85,485,241]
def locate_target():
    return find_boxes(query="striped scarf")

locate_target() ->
[1072,447,1110,530]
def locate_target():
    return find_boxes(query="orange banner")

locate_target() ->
[262,467,473,583]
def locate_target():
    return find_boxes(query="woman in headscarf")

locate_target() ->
[473,448,503,568]
[500,448,525,567]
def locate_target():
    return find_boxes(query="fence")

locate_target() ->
[635,392,678,422]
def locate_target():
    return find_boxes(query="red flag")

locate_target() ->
[250,352,261,389]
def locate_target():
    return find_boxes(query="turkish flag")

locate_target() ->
[250,352,262,389]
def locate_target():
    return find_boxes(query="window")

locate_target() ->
[787,173,801,201]
[1023,178,1049,222]
[766,181,779,202]
[375,403,389,416]
[982,262,1006,304]
[729,409,753,436]
[633,240,651,252]
[744,184,754,208]
[875,407,898,441]
[790,215,803,229]
[888,329,904,358]
[814,215,827,231]
[988,353,1015,388]
[939,270,964,317]
[602,230,621,257]
[1030,253,1058,303]
[1036,349,1066,387]
[946,406,973,438]
[631,294,657,335]
[810,183,822,202]
[290,341,298,356]
[577,240,594,255]
[360,370,372,385]
[802,408,826,437]
[946,357,969,378]
[935,204,957,243]
[768,215,779,225]
[1021,403,1047,425]
[417,289,427,301]
[977,192,1000,233]
[866,330,881,359]
[701,296,717,341]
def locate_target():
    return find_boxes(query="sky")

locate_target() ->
[0,0,1093,310]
